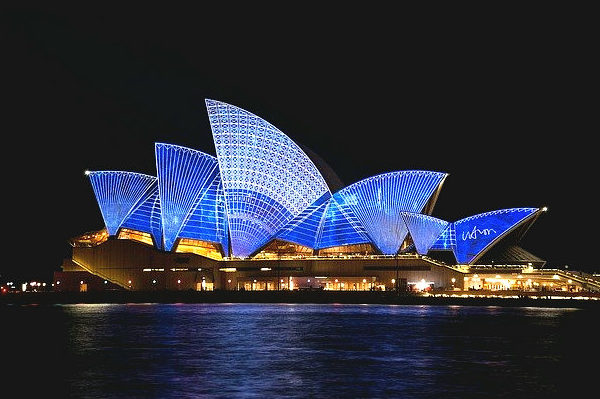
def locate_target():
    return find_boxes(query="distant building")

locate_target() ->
[55,100,600,294]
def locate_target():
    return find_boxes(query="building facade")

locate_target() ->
[55,99,598,294]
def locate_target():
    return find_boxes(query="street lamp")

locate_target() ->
[394,252,400,294]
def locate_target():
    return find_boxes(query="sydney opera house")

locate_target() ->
[54,100,598,294]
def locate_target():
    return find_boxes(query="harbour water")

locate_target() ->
[2,303,598,398]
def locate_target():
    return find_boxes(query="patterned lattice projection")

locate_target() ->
[155,143,220,251]
[87,171,157,236]
[336,171,447,254]
[120,181,163,249]
[206,99,330,257]
[453,208,539,264]
[276,193,331,248]
[401,212,449,255]
[316,195,371,250]
[177,175,229,255]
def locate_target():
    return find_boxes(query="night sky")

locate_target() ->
[3,6,596,282]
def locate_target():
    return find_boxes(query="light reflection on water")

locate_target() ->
[2,303,598,398]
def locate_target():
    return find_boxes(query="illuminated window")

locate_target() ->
[70,229,109,247]
[254,239,313,258]
[175,238,224,260]
[318,243,376,256]
[117,228,154,246]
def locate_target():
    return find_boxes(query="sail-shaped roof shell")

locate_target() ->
[88,171,157,236]
[453,208,539,264]
[335,171,447,254]
[206,99,331,257]
[155,143,221,251]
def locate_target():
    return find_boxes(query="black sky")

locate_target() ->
[2,5,597,281]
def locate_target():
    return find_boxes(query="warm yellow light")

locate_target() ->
[451,278,456,283]
[362,279,367,283]
[391,279,396,284]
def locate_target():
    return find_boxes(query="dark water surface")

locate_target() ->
[2,303,599,398]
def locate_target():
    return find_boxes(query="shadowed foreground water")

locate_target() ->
[2,303,599,398]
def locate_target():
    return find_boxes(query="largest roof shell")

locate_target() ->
[206,99,331,257]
